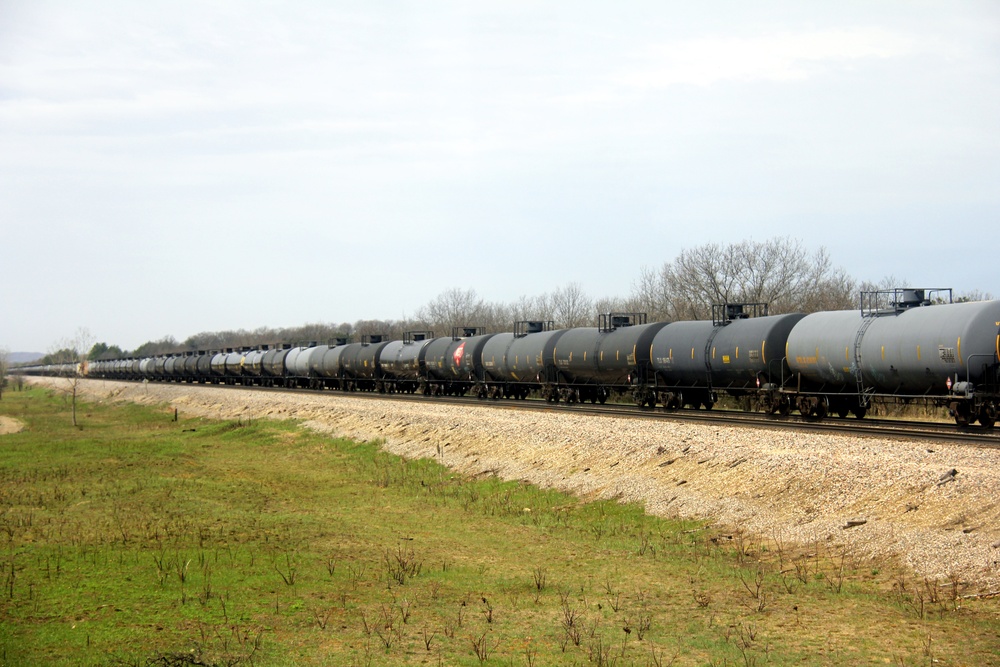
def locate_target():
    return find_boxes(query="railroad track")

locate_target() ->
[115,379,1000,448]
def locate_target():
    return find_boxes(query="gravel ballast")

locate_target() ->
[27,377,1000,590]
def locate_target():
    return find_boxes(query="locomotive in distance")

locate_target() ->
[30,288,1000,429]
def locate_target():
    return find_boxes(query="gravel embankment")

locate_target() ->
[26,377,1000,590]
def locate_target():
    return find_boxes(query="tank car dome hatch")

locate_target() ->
[713,303,769,326]
[524,321,546,335]
[900,289,929,307]
[600,313,647,332]
[862,287,951,315]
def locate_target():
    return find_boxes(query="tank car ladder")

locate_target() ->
[852,315,877,407]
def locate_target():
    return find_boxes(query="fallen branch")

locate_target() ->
[959,590,1000,600]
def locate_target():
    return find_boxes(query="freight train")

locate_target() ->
[21,288,1000,428]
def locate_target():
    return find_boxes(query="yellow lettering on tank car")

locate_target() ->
[735,346,739,359]
[761,341,766,364]
[583,351,587,361]
[881,346,884,361]
[957,337,962,365]
[916,345,921,361]
[722,355,730,364]
[691,348,695,359]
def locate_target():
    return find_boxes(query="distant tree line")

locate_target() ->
[76,237,991,359]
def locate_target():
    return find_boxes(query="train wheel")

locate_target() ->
[951,401,972,427]
[979,402,997,428]
[796,397,813,416]
[852,406,867,419]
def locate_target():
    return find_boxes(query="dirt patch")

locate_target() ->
[0,416,25,435]
[28,376,1000,590]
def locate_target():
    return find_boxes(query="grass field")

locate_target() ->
[0,387,997,666]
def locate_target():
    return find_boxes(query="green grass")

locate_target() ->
[0,387,998,666]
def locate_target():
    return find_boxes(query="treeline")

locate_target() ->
[85,237,991,359]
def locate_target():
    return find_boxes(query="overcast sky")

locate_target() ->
[2,1,999,353]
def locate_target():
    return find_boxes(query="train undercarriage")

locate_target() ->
[85,365,999,430]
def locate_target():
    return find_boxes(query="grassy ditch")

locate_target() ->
[0,387,998,666]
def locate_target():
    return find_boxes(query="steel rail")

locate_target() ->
[84,378,1000,449]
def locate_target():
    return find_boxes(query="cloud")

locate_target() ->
[618,28,917,89]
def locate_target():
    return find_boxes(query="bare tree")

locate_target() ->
[630,266,672,322]
[55,328,96,428]
[592,295,629,321]
[637,238,857,320]
[417,288,486,333]
[352,319,400,340]
[955,289,994,302]
[549,282,593,328]
[479,301,515,333]
[509,293,551,323]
